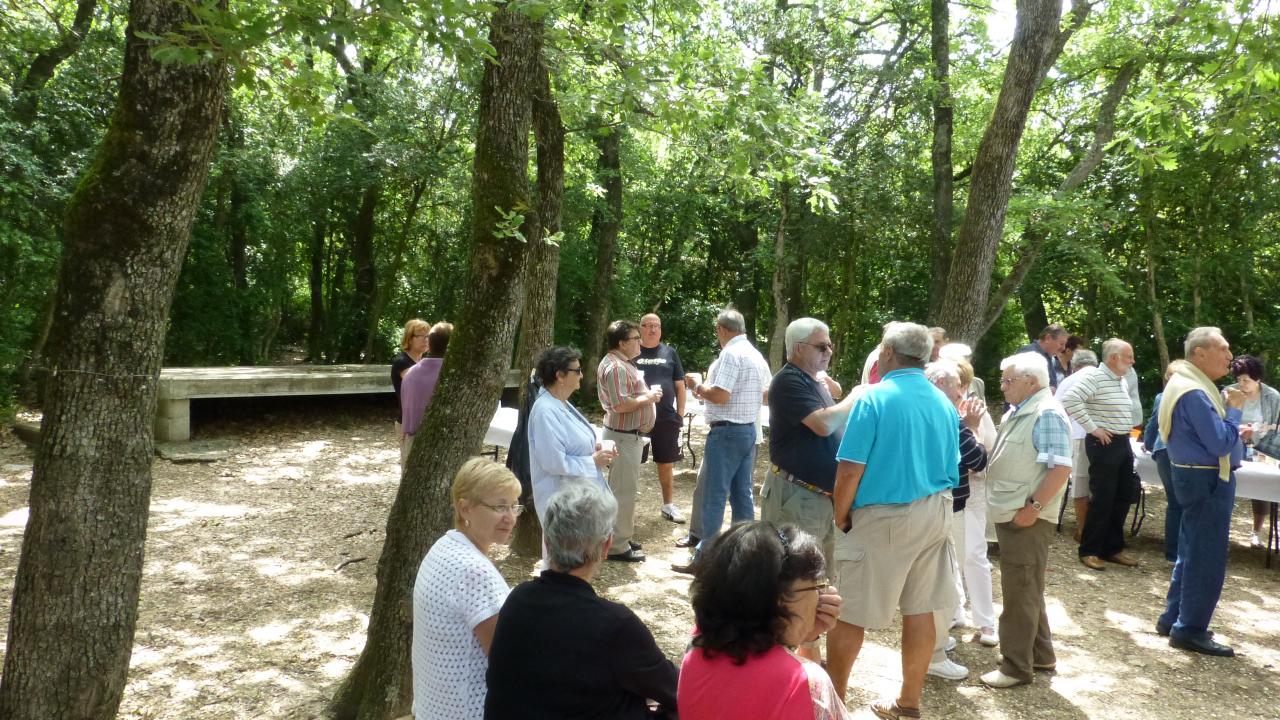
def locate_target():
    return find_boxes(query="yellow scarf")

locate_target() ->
[1158,359,1230,481]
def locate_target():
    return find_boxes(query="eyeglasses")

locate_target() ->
[565,366,584,375]
[478,502,525,517]
[413,333,428,339]
[803,341,835,353]
[999,377,1019,386]
[627,335,642,341]
[789,582,829,596]
[641,323,661,328]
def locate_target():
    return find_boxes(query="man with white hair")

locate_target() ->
[826,321,960,719]
[674,308,770,573]
[1054,348,1099,542]
[1156,327,1245,657]
[1061,338,1140,571]
[762,318,857,659]
[980,352,1072,688]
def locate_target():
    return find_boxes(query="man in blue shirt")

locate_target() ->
[825,322,960,720]
[1156,327,1246,657]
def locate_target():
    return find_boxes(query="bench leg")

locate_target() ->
[154,397,190,442]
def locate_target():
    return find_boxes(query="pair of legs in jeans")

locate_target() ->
[1160,466,1235,641]
[696,423,757,554]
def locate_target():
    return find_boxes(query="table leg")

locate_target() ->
[1056,476,1071,533]
[683,413,697,467]
[1268,501,1277,570]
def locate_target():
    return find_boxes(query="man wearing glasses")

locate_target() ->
[597,319,663,562]
[761,318,858,662]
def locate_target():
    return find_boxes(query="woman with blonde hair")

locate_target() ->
[392,318,430,436]
[411,457,523,720]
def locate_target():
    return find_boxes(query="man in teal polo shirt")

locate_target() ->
[825,322,961,720]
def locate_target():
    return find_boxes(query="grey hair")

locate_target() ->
[924,360,961,387]
[785,317,829,357]
[882,322,933,365]
[543,482,618,571]
[1070,348,1099,371]
[716,308,746,334]
[937,342,972,362]
[1001,352,1049,388]
[1185,326,1223,358]
[1101,337,1129,361]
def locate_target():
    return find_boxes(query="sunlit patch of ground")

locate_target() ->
[1,402,1278,719]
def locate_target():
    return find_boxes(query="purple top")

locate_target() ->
[401,357,444,436]
[1166,389,1244,469]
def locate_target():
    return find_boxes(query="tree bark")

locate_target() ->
[362,181,426,363]
[934,0,1088,343]
[328,6,542,719]
[730,212,760,341]
[1142,179,1169,373]
[582,126,622,394]
[0,0,227,716]
[348,183,379,361]
[767,187,791,371]
[308,218,327,362]
[511,59,564,558]
[11,0,99,123]
[926,0,953,322]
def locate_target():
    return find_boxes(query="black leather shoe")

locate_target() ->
[607,548,646,562]
[1170,634,1234,657]
[674,536,701,549]
[629,540,643,551]
[1156,622,1171,637]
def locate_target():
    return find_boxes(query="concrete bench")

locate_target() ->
[156,366,523,442]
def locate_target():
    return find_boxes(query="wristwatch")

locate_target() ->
[1027,498,1044,511]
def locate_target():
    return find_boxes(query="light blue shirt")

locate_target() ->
[527,388,608,520]
[836,368,960,509]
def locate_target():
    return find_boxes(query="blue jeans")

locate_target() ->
[697,424,757,551]
[1154,450,1182,562]
[1159,466,1236,639]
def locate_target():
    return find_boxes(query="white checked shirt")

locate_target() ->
[705,334,770,424]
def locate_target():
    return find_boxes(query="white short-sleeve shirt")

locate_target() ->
[411,529,509,720]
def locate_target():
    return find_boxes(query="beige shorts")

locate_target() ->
[1071,438,1091,499]
[834,490,957,629]
[760,467,837,581]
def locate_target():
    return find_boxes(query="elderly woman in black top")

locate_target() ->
[485,483,677,719]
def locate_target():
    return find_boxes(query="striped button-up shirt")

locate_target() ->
[1061,365,1136,434]
[597,350,656,432]
[705,334,770,424]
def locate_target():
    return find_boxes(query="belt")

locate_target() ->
[605,427,643,435]
[771,465,833,498]
[709,420,753,428]
[1172,462,1220,470]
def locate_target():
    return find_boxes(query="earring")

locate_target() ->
[464,519,471,528]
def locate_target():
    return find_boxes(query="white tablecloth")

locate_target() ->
[1132,438,1280,503]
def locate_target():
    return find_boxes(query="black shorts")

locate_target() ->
[645,415,684,464]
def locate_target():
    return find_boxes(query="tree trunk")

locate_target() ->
[308,218,327,362]
[0,0,227,716]
[1020,285,1048,342]
[11,0,98,123]
[350,183,379,361]
[926,0,953,322]
[225,110,254,365]
[767,187,790,371]
[730,212,760,341]
[1142,181,1169,373]
[362,181,426,362]
[934,0,1086,343]
[511,59,564,558]
[328,7,542,718]
[582,126,622,394]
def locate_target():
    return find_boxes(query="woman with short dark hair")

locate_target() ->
[527,346,616,522]
[1227,355,1280,546]
[678,522,848,719]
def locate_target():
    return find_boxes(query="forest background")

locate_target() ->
[1,0,1279,718]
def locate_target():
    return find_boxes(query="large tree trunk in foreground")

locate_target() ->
[926,0,953,322]
[328,7,543,719]
[511,60,565,558]
[0,1,228,716]
[581,126,622,396]
[934,0,1086,342]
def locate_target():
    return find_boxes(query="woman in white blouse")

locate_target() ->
[411,458,523,720]
[527,346,617,521]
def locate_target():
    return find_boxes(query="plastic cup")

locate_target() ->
[600,439,616,454]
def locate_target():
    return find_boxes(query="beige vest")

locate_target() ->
[987,387,1071,524]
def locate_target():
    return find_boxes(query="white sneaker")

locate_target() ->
[927,658,969,680]
[945,635,957,652]
[661,504,686,524]
[977,628,998,647]
[1250,533,1264,548]
[980,669,1029,688]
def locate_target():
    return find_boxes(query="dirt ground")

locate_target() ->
[2,396,1279,719]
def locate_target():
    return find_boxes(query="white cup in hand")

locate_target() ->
[600,439,617,454]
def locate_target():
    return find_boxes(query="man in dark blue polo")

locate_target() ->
[1157,326,1246,657]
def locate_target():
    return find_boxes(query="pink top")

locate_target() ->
[678,644,850,720]
[401,357,444,436]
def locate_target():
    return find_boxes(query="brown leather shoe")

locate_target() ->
[1080,555,1106,571]
[1106,552,1139,567]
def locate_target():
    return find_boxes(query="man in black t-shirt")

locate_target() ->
[763,317,858,659]
[636,313,687,524]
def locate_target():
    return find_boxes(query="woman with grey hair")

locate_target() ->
[485,483,678,719]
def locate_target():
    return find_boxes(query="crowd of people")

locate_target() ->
[390,313,1272,719]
